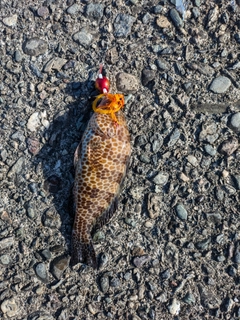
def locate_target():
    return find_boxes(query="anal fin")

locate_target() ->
[93,196,119,232]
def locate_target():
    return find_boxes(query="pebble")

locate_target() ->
[35,263,49,284]
[72,29,93,48]
[168,298,181,315]
[142,12,152,24]
[0,254,11,265]
[85,3,103,21]
[175,204,188,220]
[27,112,41,132]
[142,69,156,86]
[37,6,49,19]
[41,249,52,260]
[43,58,68,73]
[2,14,18,27]
[183,292,196,305]
[42,208,61,229]
[152,172,169,185]
[199,123,219,144]
[156,15,171,28]
[233,175,240,190]
[196,238,211,250]
[229,112,240,133]
[210,76,231,93]
[26,202,35,219]
[99,253,109,269]
[187,155,198,166]
[133,255,150,268]
[156,58,170,71]
[67,4,80,15]
[27,137,40,155]
[192,7,200,19]
[219,137,238,156]
[7,157,25,178]
[234,244,240,264]
[44,175,62,194]
[1,298,18,317]
[93,230,105,242]
[206,212,222,224]
[168,128,180,147]
[100,274,109,293]
[116,72,139,94]
[204,144,217,156]
[23,38,48,56]
[51,256,69,279]
[114,14,136,38]
[88,303,97,315]
[169,8,183,28]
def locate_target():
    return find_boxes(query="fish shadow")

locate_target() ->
[34,78,97,257]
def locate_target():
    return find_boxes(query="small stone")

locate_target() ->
[210,76,231,93]
[73,29,93,48]
[175,204,188,220]
[219,137,238,156]
[233,175,240,190]
[35,263,49,284]
[43,58,68,73]
[26,203,35,219]
[2,14,18,27]
[14,50,22,62]
[183,292,196,305]
[37,6,49,19]
[93,230,105,242]
[114,14,136,38]
[0,254,11,265]
[152,172,169,185]
[156,15,171,28]
[88,303,97,315]
[156,58,171,71]
[154,5,163,14]
[85,3,103,21]
[7,157,25,178]
[229,112,240,133]
[42,209,61,229]
[23,38,48,56]
[169,8,183,28]
[41,249,52,260]
[179,172,190,182]
[51,255,69,279]
[199,123,219,144]
[168,128,180,147]
[206,212,222,224]
[27,112,41,132]
[116,72,139,94]
[204,144,217,156]
[147,193,160,219]
[1,298,19,317]
[142,12,152,24]
[187,155,198,166]
[27,137,40,155]
[234,244,240,264]
[67,4,80,15]
[142,69,156,86]
[192,7,200,19]
[145,220,154,228]
[133,255,150,268]
[168,298,181,315]
[99,253,109,269]
[196,238,211,250]
[100,274,109,293]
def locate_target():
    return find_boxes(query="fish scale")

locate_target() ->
[71,109,131,268]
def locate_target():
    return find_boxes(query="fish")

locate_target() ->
[71,92,131,268]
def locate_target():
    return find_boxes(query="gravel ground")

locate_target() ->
[0,0,240,319]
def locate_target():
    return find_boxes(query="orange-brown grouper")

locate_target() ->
[71,90,131,269]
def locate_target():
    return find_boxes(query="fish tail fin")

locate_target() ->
[71,235,97,269]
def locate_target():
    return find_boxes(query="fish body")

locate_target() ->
[71,107,131,268]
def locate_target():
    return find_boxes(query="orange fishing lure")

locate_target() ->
[71,66,131,268]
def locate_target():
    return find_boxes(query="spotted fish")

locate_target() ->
[71,93,131,268]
